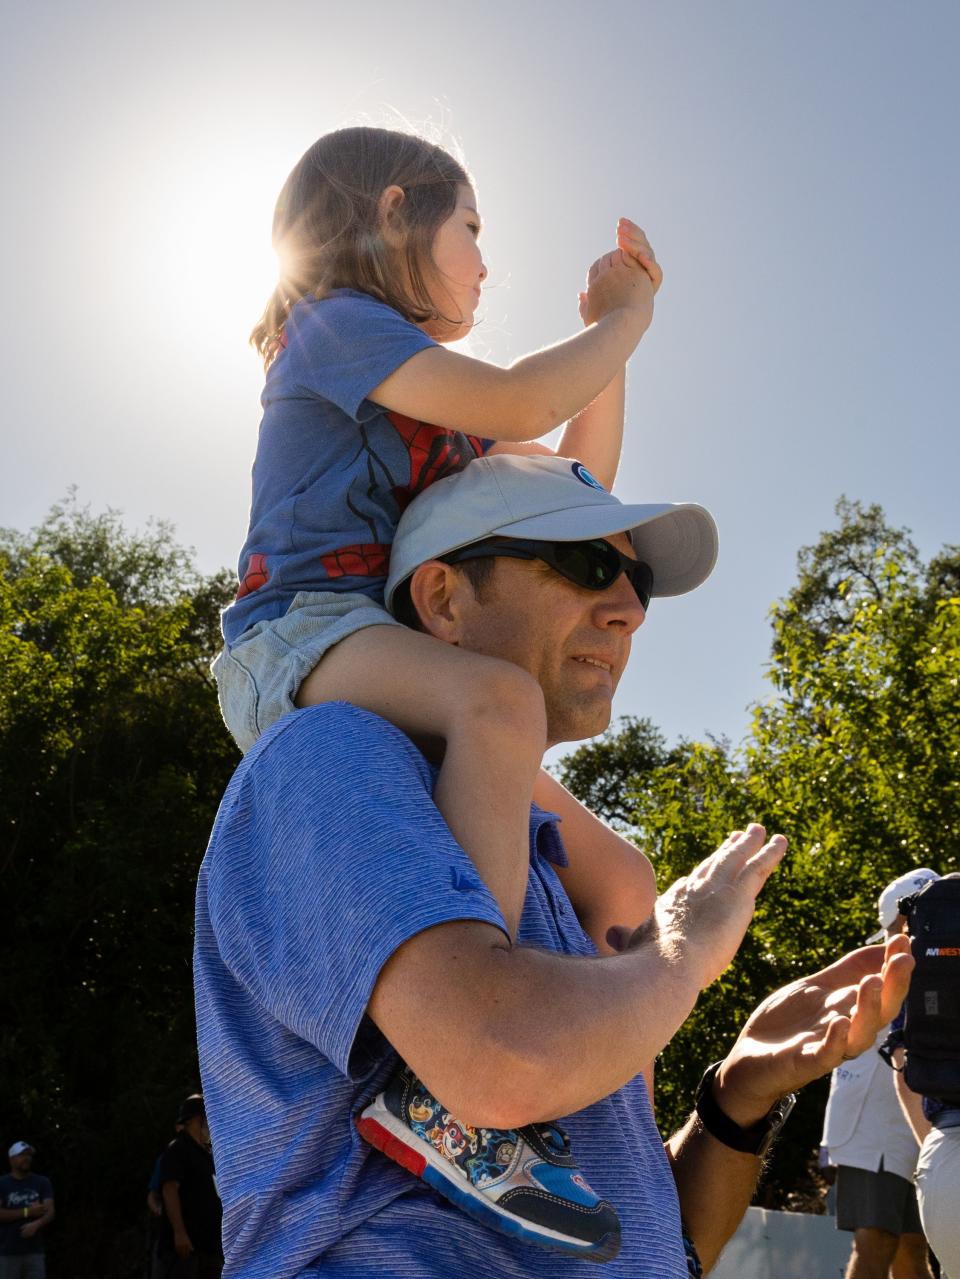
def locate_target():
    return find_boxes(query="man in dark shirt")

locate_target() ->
[156,1097,222,1279]
[0,1142,54,1279]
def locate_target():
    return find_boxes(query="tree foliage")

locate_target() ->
[558,499,960,1206]
[2,493,957,1267]
[0,494,237,1276]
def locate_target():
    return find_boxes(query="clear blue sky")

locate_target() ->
[3,1,957,759]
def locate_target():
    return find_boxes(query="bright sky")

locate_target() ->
[3,1,958,759]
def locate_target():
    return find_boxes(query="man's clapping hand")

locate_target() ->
[608,824,788,993]
[711,935,914,1127]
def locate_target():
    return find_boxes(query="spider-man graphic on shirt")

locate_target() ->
[317,412,486,583]
[222,288,493,646]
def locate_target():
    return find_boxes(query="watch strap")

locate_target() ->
[695,1060,795,1157]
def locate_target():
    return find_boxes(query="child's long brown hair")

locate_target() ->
[251,127,470,367]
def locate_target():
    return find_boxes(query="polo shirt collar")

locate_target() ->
[530,804,567,868]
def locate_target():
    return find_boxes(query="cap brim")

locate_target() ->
[865,928,886,944]
[443,501,719,599]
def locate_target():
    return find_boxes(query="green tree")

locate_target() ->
[558,499,960,1208]
[556,716,678,828]
[0,495,237,1277]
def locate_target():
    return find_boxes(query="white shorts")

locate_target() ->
[916,1121,960,1279]
[212,591,402,753]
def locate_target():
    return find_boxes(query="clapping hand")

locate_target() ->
[607,825,788,993]
[712,936,914,1125]
[616,218,662,292]
[578,221,660,328]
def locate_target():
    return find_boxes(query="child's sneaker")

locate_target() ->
[356,1065,621,1262]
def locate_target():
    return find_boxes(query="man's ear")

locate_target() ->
[377,184,406,247]
[408,561,471,643]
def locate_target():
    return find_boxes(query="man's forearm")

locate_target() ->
[664,937,916,1272]
[371,829,784,1128]
[666,1115,763,1274]
[372,920,703,1128]
[893,1049,932,1143]
[33,1201,54,1230]
[0,1203,47,1223]
[161,1182,188,1235]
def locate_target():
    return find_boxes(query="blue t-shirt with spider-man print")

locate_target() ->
[222,289,493,646]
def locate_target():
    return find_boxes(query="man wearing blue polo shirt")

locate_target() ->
[195,455,913,1279]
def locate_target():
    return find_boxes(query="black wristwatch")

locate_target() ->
[694,1061,796,1158]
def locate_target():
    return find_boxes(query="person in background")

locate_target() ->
[148,1156,164,1220]
[147,1121,183,1279]
[821,869,940,1279]
[155,1096,222,1279]
[888,872,960,1279]
[0,1141,54,1279]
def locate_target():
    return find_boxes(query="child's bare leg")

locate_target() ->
[297,625,547,938]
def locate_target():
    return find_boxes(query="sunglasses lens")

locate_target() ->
[558,542,653,609]
[629,561,654,611]
[552,542,619,589]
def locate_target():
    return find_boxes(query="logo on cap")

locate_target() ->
[571,462,605,492]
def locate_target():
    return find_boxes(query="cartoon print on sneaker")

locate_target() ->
[357,1065,621,1260]
[406,1085,519,1188]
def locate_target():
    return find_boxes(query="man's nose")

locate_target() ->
[595,576,646,634]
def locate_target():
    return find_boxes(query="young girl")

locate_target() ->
[215,126,661,1259]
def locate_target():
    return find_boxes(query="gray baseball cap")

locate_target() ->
[385,454,719,611]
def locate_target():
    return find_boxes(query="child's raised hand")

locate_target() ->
[579,248,654,330]
[617,219,662,293]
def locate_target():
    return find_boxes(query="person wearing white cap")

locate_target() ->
[195,453,914,1279]
[0,1142,54,1279]
[866,870,942,946]
[821,869,940,1279]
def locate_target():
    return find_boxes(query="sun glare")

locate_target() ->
[146,140,293,356]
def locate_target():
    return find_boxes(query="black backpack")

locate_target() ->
[897,876,960,1104]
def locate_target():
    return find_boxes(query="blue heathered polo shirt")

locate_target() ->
[194,703,687,1278]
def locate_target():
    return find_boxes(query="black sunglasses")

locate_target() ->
[441,537,653,610]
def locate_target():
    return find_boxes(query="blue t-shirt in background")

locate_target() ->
[223,290,492,644]
[0,1174,52,1256]
[194,704,687,1279]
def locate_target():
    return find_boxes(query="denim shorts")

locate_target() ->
[212,591,401,753]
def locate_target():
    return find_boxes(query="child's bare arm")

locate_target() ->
[556,227,660,487]
[368,254,653,440]
[532,769,657,953]
[548,257,630,487]
[551,370,625,490]
[487,226,660,488]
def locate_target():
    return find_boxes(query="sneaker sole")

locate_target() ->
[356,1097,620,1263]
